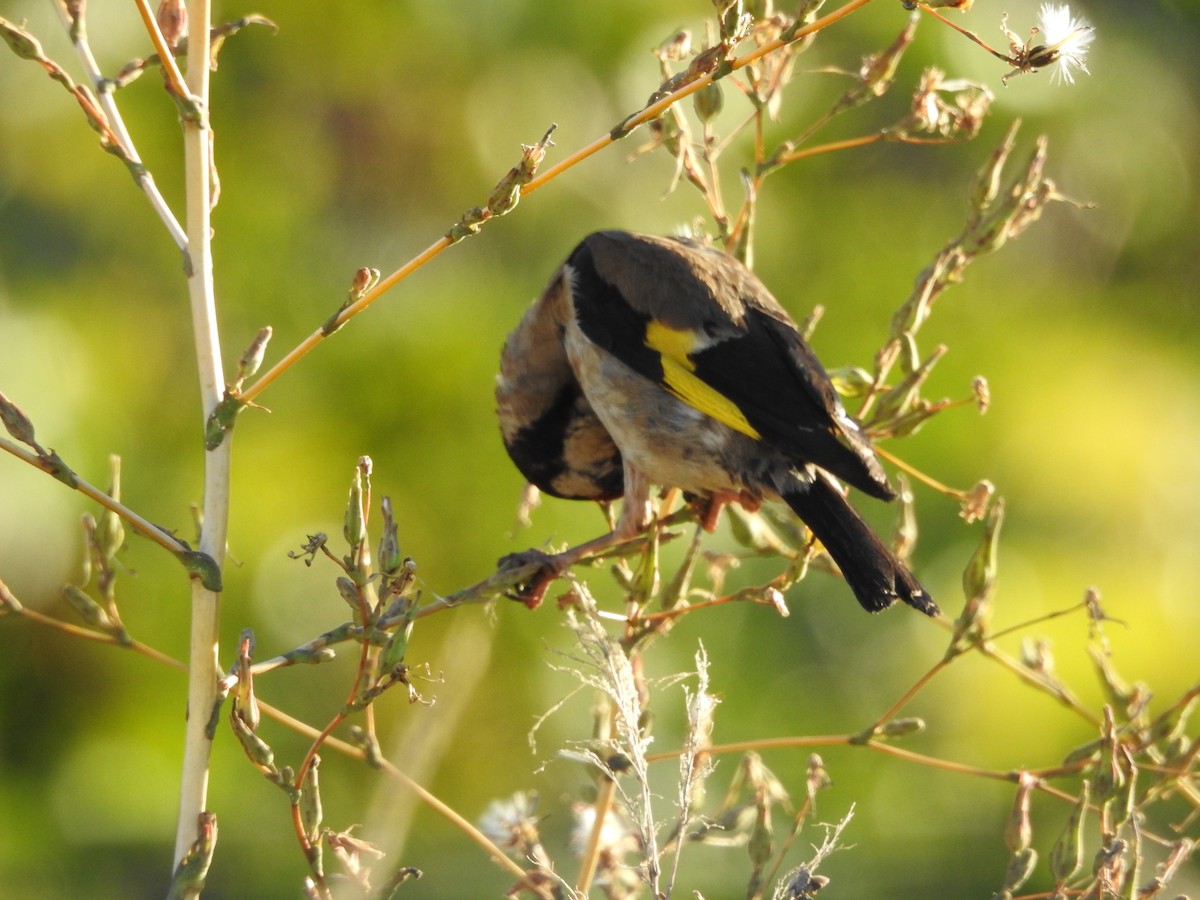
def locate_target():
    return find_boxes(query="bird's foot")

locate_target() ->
[691,490,763,532]
[498,526,634,609]
[497,548,566,609]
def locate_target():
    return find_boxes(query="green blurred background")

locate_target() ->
[1,0,1197,896]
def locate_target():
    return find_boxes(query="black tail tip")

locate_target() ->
[893,567,939,617]
[854,580,939,617]
[903,589,940,618]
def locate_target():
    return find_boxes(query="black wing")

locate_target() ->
[567,231,892,500]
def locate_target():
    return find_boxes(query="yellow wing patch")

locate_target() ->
[644,320,761,439]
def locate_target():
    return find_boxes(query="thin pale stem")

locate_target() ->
[373,762,531,883]
[10,602,186,670]
[773,131,969,166]
[926,611,1101,726]
[978,643,1099,726]
[646,734,852,762]
[862,740,1023,782]
[765,793,817,889]
[917,2,1015,63]
[633,588,781,625]
[867,657,953,732]
[289,585,374,881]
[48,0,187,249]
[649,734,1082,799]
[240,235,451,403]
[131,0,191,100]
[0,437,190,556]
[873,443,969,499]
[173,0,229,875]
[575,776,617,895]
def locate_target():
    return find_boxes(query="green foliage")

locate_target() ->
[1,1,1199,897]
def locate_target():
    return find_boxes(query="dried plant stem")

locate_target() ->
[924,612,1100,725]
[764,791,818,889]
[254,700,531,882]
[240,235,451,403]
[862,740,1033,782]
[576,775,618,894]
[48,0,187,249]
[873,443,972,500]
[773,131,972,166]
[173,0,230,875]
[647,734,852,762]
[6,601,185,670]
[131,0,190,99]
[523,0,879,201]
[866,657,953,733]
[630,588,780,626]
[376,765,529,883]
[916,2,1013,63]
[977,643,1098,725]
[287,587,375,890]
[651,735,1083,797]
[0,437,189,556]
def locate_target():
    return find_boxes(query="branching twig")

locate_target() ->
[43,2,188,248]
[0,435,187,557]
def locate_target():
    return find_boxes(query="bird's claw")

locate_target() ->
[498,549,564,609]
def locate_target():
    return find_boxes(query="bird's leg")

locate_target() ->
[692,489,763,532]
[612,464,654,539]
[501,464,655,608]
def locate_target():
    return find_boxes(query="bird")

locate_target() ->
[496,230,938,617]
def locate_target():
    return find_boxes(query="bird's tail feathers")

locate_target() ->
[780,474,939,617]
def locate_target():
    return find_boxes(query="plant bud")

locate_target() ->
[335,577,359,611]
[971,375,990,413]
[828,366,874,398]
[657,30,692,62]
[377,497,403,575]
[879,717,925,738]
[692,81,724,124]
[1005,771,1036,853]
[0,19,44,61]
[0,390,37,446]
[1050,782,1088,883]
[300,757,323,844]
[97,456,125,564]
[962,497,1004,604]
[969,121,1018,217]
[380,616,415,672]
[230,709,274,769]
[62,584,112,631]
[1000,847,1037,892]
[343,469,366,551]
[156,0,187,49]
[236,326,272,382]
[748,796,773,870]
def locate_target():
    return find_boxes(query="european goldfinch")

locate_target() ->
[497,230,937,616]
